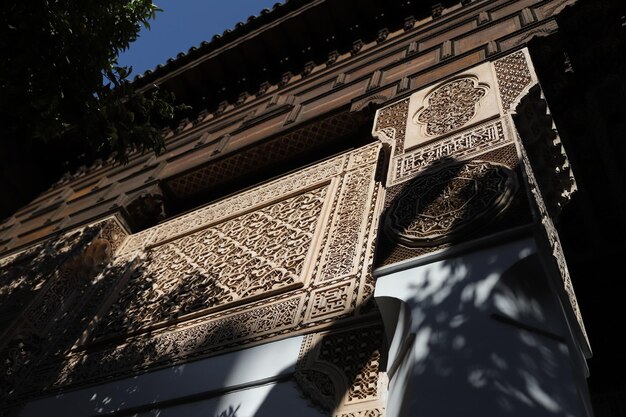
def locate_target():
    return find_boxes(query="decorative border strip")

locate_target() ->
[391,118,510,185]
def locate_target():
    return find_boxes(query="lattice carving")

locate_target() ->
[120,155,346,253]
[320,325,383,403]
[95,187,327,339]
[386,161,517,246]
[393,119,509,184]
[166,111,360,199]
[414,77,488,137]
[295,325,385,416]
[321,167,374,281]
[294,369,337,412]
[494,50,533,112]
[373,98,410,153]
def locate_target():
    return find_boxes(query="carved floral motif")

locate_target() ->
[94,187,327,339]
[386,161,517,246]
[414,77,488,137]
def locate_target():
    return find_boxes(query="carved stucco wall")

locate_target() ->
[372,47,588,351]
[0,48,588,417]
[0,142,385,415]
[295,324,387,417]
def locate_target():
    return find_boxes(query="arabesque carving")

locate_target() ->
[0,225,116,406]
[94,187,327,339]
[517,138,588,345]
[321,167,375,281]
[94,217,128,255]
[414,77,488,137]
[337,410,384,417]
[494,50,534,112]
[386,161,517,246]
[373,98,409,153]
[13,143,385,395]
[295,324,386,416]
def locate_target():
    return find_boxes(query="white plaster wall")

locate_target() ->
[19,336,309,417]
[376,238,590,417]
[131,381,327,417]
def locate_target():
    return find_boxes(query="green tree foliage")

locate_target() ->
[1,0,182,164]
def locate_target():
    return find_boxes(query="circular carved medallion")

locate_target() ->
[385,161,517,247]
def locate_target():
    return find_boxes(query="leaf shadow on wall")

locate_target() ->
[374,155,587,417]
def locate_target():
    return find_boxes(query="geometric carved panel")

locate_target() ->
[493,49,534,113]
[93,186,328,339]
[385,161,517,247]
[2,143,384,399]
[295,324,386,416]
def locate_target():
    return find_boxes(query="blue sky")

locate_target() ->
[118,0,283,77]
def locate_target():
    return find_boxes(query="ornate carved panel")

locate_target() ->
[295,324,386,417]
[414,77,489,137]
[93,187,327,339]
[94,217,129,255]
[0,224,119,406]
[15,143,385,396]
[404,62,500,150]
[493,50,535,113]
[517,137,588,346]
[320,167,375,281]
[385,161,517,247]
[372,98,409,154]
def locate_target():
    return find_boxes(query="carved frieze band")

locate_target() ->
[56,295,303,387]
[391,119,510,185]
